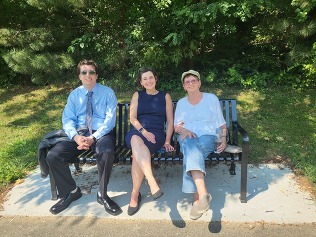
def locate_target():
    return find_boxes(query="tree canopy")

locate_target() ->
[0,0,315,89]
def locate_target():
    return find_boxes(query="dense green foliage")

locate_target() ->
[0,0,315,89]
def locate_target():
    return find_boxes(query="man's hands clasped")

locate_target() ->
[74,135,95,150]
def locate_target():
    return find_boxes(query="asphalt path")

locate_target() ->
[0,216,315,237]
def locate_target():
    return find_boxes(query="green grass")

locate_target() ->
[0,85,315,192]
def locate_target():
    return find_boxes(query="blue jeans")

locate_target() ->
[178,135,216,193]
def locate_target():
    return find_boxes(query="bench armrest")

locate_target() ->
[234,122,249,143]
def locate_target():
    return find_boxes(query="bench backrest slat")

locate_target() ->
[231,99,238,122]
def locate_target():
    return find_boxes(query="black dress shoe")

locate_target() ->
[50,187,82,215]
[97,193,122,216]
[128,192,141,216]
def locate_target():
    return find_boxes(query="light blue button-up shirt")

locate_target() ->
[62,83,117,140]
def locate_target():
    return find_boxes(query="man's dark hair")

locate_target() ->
[77,59,100,75]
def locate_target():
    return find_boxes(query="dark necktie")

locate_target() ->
[86,91,93,135]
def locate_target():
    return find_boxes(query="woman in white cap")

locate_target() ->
[174,70,227,220]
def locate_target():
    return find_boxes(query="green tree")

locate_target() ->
[0,0,86,85]
[0,0,315,88]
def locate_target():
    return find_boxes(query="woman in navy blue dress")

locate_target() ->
[125,68,174,215]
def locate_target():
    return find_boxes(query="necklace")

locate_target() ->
[192,103,200,109]
[146,90,158,95]
[188,92,202,109]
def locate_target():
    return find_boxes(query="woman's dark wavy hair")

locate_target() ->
[136,67,159,88]
[76,59,100,75]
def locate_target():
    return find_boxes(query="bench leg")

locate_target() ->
[74,162,82,173]
[229,161,236,175]
[240,145,249,203]
[49,169,58,200]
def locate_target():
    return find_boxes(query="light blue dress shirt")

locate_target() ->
[62,83,118,140]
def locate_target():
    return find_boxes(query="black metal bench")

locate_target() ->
[49,99,249,203]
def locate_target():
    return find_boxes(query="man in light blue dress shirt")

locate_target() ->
[46,59,122,216]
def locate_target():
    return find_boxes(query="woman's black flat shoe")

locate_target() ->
[127,192,141,216]
[152,189,164,200]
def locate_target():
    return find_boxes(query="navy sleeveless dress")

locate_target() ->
[125,90,167,154]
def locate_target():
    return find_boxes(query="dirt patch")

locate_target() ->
[0,184,14,211]
[295,174,316,201]
[0,178,26,210]
[265,155,292,167]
